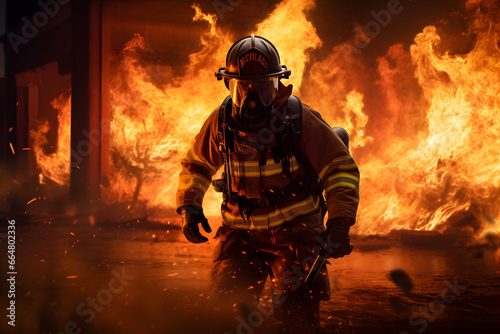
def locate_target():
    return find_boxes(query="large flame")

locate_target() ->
[255,0,322,91]
[30,93,71,186]
[355,2,500,241]
[30,0,500,243]
[104,6,232,216]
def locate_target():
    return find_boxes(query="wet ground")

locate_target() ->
[1,218,499,334]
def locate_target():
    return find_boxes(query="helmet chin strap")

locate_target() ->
[238,91,273,125]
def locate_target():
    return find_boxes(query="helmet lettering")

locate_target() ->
[239,52,268,69]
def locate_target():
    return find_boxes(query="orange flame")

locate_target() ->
[31,0,500,243]
[30,93,71,186]
[301,42,373,149]
[256,0,322,92]
[103,5,233,216]
[355,1,500,240]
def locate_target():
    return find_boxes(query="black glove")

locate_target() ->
[315,217,354,259]
[179,205,212,244]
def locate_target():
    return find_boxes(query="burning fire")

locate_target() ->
[31,92,71,186]
[354,2,500,241]
[31,0,500,243]
[104,6,232,216]
[255,0,322,92]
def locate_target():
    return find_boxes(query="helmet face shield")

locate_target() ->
[229,77,279,107]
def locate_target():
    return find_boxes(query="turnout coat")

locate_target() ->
[176,88,359,231]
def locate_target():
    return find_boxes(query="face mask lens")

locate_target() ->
[229,79,248,107]
[253,78,278,105]
[229,77,278,107]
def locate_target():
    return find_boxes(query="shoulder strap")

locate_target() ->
[218,95,234,156]
[287,96,322,182]
[216,95,239,204]
[287,95,303,143]
[288,96,327,217]
[287,95,310,173]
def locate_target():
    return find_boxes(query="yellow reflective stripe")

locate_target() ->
[233,155,298,167]
[337,162,357,170]
[186,148,218,174]
[325,181,359,194]
[326,172,359,183]
[231,155,299,169]
[269,196,319,228]
[318,154,355,179]
[231,155,300,177]
[325,172,359,193]
[177,174,211,193]
[221,196,320,230]
[231,164,300,177]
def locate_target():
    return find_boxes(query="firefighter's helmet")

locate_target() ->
[216,34,291,80]
[215,34,291,111]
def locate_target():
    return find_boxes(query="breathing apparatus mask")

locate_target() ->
[228,77,279,125]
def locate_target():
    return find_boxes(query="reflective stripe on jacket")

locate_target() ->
[176,99,359,230]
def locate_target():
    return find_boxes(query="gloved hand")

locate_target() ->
[179,205,212,243]
[315,217,354,259]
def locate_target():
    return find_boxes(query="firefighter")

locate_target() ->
[176,34,359,333]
